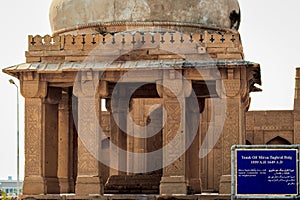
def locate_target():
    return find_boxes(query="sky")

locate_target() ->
[0,0,299,180]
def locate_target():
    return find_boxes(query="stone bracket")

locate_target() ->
[156,70,192,98]
[73,71,108,98]
[21,73,47,98]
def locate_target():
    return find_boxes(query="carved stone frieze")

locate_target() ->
[221,79,241,98]
[76,97,103,195]
[25,98,43,176]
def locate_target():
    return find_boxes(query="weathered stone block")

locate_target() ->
[160,176,187,195]
[75,177,103,195]
[219,175,231,194]
[23,176,46,195]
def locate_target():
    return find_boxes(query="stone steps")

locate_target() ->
[104,174,161,194]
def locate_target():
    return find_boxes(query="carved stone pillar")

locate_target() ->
[160,97,187,195]
[158,71,191,195]
[73,75,104,195]
[294,68,300,144]
[21,76,62,195]
[217,68,249,194]
[23,96,47,195]
[57,89,74,193]
[76,97,103,195]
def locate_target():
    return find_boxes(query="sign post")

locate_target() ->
[232,145,300,199]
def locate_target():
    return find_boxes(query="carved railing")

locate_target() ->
[28,31,241,51]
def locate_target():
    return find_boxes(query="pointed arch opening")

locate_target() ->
[266,136,291,145]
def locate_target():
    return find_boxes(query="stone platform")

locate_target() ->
[18,194,296,200]
[18,194,232,200]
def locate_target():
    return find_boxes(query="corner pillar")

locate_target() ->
[23,97,46,195]
[217,68,249,194]
[21,76,62,195]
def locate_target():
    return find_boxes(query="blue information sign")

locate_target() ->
[235,148,298,197]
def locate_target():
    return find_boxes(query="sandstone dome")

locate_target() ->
[50,0,240,35]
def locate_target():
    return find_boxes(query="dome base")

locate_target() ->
[53,21,238,36]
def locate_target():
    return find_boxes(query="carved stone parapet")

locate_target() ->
[28,35,61,51]
[29,31,242,53]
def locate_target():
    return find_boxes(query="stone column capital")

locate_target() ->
[73,71,108,98]
[216,67,252,100]
[20,73,47,98]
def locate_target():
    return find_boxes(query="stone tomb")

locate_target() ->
[3,31,261,198]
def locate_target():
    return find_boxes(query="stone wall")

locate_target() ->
[245,68,300,146]
[246,111,294,145]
